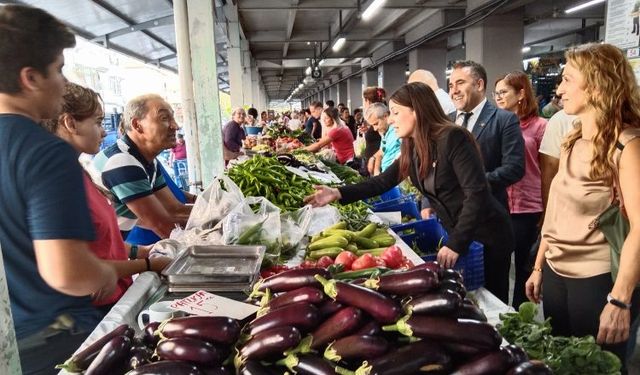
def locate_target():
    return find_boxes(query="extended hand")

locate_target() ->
[436,246,459,268]
[149,256,173,273]
[303,185,341,207]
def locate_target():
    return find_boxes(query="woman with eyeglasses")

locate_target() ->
[493,71,547,308]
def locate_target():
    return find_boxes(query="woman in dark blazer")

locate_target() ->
[305,82,514,303]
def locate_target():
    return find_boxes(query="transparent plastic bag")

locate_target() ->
[280,205,313,257]
[307,205,342,236]
[185,175,244,230]
[222,197,282,267]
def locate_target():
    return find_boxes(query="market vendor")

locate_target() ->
[303,107,355,164]
[92,94,193,239]
[305,82,514,304]
[364,102,401,176]
[43,82,173,311]
[223,107,247,164]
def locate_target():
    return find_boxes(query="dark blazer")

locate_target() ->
[339,126,512,256]
[449,100,525,209]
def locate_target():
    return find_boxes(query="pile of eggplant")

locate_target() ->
[58,262,552,374]
[57,316,241,374]
[239,264,553,374]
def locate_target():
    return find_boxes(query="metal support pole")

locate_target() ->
[173,0,203,192]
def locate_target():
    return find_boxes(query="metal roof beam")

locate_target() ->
[238,0,465,10]
[90,0,176,53]
[91,15,174,42]
[282,0,299,58]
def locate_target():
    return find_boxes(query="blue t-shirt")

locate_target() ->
[126,163,186,245]
[0,114,102,339]
[381,126,401,172]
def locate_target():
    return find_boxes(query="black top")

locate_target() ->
[363,126,381,161]
[305,117,322,140]
[339,126,510,255]
[344,115,357,138]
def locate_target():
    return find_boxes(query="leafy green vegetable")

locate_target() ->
[498,302,621,375]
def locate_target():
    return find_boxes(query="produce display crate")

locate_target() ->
[379,186,402,201]
[245,126,263,135]
[390,218,485,290]
[372,194,420,221]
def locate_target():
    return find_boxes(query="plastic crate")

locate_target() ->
[391,219,485,291]
[380,186,402,201]
[372,195,421,221]
[245,126,262,135]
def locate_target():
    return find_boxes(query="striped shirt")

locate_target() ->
[92,135,166,231]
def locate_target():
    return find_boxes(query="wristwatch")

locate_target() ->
[607,293,632,309]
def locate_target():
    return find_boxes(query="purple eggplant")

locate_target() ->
[129,345,154,370]
[56,324,130,372]
[200,365,233,375]
[240,326,302,361]
[268,286,325,310]
[383,316,501,351]
[404,290,462,315]
[248,302,319,335]
[363,268,439,296]
[503,345,529,364]
[315,275,401,324]
[143,321,161,347]
[159,316,240,344]
[451,348,514,375]
[412,261,441,273]
[156,337,223,365]
[317,299,344,319]
[506,360,553,374]
[454,303,488,322]
[439,268,463,282]
[325,335,389,362]
[85,335,132,375]
[440,278,466,298]
[443,342,487,358]
[240,361,280,375]
[359,339,451,375]
[310,306,363,349]
[258,268,330,292]
[280,354,339,375]
[352,320,381,336]
[127,360,203,375]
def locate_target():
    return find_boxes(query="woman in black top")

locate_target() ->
[305,82,514,303]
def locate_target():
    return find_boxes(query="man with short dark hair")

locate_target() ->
[305,101,323,139]
[326,100,335,108]
[447,60,525,304]
[93,94,192,239]
[0,5,118,373]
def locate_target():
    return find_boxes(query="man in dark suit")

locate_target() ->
[448,60,525,211]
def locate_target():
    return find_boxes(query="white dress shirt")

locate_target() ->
[455,98,487,134]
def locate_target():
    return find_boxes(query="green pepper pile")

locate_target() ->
[227,155,315,212]
[498,302,621,375]
[333,201,371,231]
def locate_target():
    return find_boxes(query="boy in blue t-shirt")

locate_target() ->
[0,5,117,374]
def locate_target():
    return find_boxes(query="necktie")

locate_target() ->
[461,112,473,129]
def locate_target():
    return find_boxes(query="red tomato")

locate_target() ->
[300,259,317,269]
[375,257,387,268]
[316,256,334,268]
[381,245,404,269]
[351,253,377,270]
[334,251,358,270]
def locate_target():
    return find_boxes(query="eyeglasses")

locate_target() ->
[492,90,510,99]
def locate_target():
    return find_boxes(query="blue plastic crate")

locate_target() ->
[391,219,484,291]
[380,186,402,201]
[372,195,421,221]
[245,126,262,135]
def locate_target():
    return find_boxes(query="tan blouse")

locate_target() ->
[543,129,640,278]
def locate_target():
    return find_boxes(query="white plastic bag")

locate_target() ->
[222,197,282,266]
[354,132,366,158]
[307,205,342,236]
[280,205,313,257]
[185,175,244,230]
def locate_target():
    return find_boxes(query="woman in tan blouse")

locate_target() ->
[526,43,640,366]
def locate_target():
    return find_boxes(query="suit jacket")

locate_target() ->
[339,126,512,256]
[449,101,525,209]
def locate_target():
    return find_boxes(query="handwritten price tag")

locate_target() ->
[169,290,258,320]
